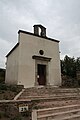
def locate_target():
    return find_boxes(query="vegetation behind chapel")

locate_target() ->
[61,55,80,87]
[61,55,80,78]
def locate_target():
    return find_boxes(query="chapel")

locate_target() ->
[5,24,61,88]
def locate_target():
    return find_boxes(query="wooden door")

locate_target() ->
[37,64,46,85]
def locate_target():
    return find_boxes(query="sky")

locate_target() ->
[0,0,80,68]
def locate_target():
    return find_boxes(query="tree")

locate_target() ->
[76,57,80,71]
[61,55,76,78]
[0,68,5,83]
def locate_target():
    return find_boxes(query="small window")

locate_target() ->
[39,50,44,55]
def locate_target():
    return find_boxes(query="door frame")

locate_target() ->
[35,59,49,86]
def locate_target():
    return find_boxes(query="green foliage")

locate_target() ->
[0,83,23,100]
[0,68,5,83]
[0,83,7,90]
[0,112,3,118]
[10,116,22,120]
[8,85,23,93]
[9,85,20,93]
[0,112,9,118]
[61,55,80,78]
[0,83,23,92]
[76,57,80,71]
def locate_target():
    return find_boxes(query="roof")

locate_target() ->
[6,43,19,57]
[18,30,59,43]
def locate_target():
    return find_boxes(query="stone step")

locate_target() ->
[37,108,80,119]
[22,87,80,92]
[23,91,80,95]
[62,114,80,120]
[19,91,80,96]
[19,87,80,97]
[19,94,80,100]
[37,104,80,116]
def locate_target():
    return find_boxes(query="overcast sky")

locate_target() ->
[0,0,80,68]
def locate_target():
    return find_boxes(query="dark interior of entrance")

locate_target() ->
[37,64,46,85]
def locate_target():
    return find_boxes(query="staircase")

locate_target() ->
[16,86,80,120]
[32,104,80,120]
[17,86,80,100]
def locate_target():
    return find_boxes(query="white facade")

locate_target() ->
[5,25,61,88]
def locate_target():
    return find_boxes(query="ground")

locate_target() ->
[0,83,23,100]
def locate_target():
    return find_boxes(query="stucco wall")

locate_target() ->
[17,33,61,87]
[5,45,19,84]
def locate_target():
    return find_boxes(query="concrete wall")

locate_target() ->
[17,32,61,87]
[5,45,19,84]
[5,31,61,87]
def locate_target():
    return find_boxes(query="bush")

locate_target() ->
[0,83,23,92]
[0,68,5,83]
[0,84,7,90]
[9,85,23,93]
[10,116,22,120]
[0,112,3,118]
